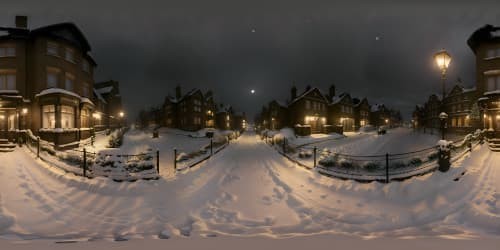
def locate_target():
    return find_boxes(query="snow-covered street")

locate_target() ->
[1,131,500,243]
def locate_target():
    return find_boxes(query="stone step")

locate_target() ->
[0,143,16,149]
[0,139,9,144]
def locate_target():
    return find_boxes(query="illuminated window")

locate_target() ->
[61,105,75,128]
[42,105,56,128]
[81,109,90,128]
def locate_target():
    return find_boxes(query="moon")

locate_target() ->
[251,89,255,94]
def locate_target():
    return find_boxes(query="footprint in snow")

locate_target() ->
[320,194,327,199]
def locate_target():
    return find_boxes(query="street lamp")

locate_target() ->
[434,49,451,101]
[439,112,448,140]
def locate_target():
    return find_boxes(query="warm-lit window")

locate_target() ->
[42,105,56,128]
[0,70,16,90]
[0,45,16,57]
[81,109,90,128]
[65,72,75,91]
[46,67,60,88]
[8,115,15,130]
[47,41,59,56]
[65,47,76,63]
[61,105,75,128]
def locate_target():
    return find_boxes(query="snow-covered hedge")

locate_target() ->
[90,149,158,181]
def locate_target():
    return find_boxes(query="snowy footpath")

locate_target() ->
[0,132,500,247]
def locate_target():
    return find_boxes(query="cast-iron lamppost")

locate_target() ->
[434,49,451,140]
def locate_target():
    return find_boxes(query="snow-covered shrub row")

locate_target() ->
[90,149,157,181]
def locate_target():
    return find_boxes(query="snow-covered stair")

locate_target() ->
[0,139,16,152]
[488,138,500,152]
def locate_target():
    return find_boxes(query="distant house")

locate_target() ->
[215,104,233,130]
[329,92,355,132]
[370,104,391,127]
[288,86,330,135]
[353,97,370,129]
[443,82,479,134]
[422,94,441,131]
[232,112,247,131]
[261,100,287,130]
[94,80,124,130]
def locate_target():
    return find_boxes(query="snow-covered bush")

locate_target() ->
[318,154,337,167]
[362,161,382,172]
[298,149,313,158]
[408,157,423,166]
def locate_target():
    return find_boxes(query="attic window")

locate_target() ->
[65,47,76,63]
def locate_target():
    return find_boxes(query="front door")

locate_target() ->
[0,113,7,139]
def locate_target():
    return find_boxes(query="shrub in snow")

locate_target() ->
[390,161,407,169]
[338,158,357,169]
[409,157,423,166]
[362,161,382,172]
[107,128,127,148]
[427,151,439,161]
[298,149,313,158]
[319,154,337,167]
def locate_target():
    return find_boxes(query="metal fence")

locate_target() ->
[264,130,483,183]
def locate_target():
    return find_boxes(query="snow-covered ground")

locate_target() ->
[0,131,500,248]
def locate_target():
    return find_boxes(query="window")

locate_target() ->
[82,59,90,73]
[486,75,500,92]
[8,115,15,130]
[0,70,16,90]
[82,82,89,97]
[65,48,76,63]
[0,45,16,57]
[81,109,89,128]
[42,105,56,128]
[65,73,75,91]
[47,42,59,56]
[485,48,500,59]
[61,105,75,128]
[305,100,310,109]
[46,67,60,88]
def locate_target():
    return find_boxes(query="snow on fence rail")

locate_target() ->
[264,129,485,183]
[23,131,160,181]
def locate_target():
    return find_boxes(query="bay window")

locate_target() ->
[65,47,75,63]
[65,72,75,91]
[42,105,56,128]
[61,105,75,128]
[81,109,90,128]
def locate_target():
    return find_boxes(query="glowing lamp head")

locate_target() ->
[22,108,28,114]
[434,49,451,72]
[119,111,124,118]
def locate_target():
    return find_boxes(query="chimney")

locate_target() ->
[15,16,28,29]
[291,86,297,100]
[329,84,336,101]
[175,85,181,99]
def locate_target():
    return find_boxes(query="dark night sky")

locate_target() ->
[1,0,500,121]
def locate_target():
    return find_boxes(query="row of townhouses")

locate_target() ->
[157,86,246,132]
[413,25,500,140]
[256,85,402,135]
[0,16,123,148]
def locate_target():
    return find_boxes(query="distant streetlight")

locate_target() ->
[434,49,451,101]
[439,112,448,140]
[119,111,124,118]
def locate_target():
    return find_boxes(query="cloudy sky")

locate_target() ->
[1,0,500,120]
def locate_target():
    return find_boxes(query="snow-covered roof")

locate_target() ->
[0,90,19,95]
[484,90,500,95]
[96,86,114,94]
[370,103,385,112]
[463,86,476,93]
[288,87,329,106]
[36,88,81,99]
[93,88,107,104]
[80,97,95,106]
[329,92,351,106]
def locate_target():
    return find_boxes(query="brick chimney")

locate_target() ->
[175,85,181,99]
[329,84,336,101]
[291,86,297,100]
[15,16,28,29]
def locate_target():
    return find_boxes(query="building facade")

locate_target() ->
[468,24,500,139]
[353,97,370,130]
[288,86,330,134]
[0,16,98,147]
[93,80,124,130]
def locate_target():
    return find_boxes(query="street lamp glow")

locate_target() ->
[434,49,451,72]
[22,108,28,114]
[119,111,124,118]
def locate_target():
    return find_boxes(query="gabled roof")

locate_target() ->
[330,92,352,105]
[467,24,500,53]
[288,87,329,106]
[178,88,203,103]
[93,88,107,104]
[96,86,114,95]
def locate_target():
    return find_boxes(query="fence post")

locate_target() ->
[210,139,213,156]
[283,138,286,154]
[174,148,177,171]
[156,150,160,174]
[385,153,389,183]
[83,148,87,178]
[313,146,317,168]
[36,136,40,158]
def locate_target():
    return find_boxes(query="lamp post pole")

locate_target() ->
[441,69,446,140]
[434,49,451,141]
